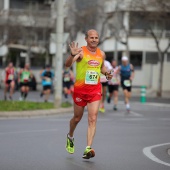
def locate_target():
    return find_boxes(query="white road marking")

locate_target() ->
[0,129,58,135]
[143,143,170,167]
[130,111,143,117]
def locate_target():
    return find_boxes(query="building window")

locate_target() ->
[105,52,114,63]
[0,57,2,67]
[167,53,170,62]
[146,52,159,64]
[130,52,142,69]
[31,54,45,68]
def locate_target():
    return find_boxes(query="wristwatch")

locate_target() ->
[71,53,76,57]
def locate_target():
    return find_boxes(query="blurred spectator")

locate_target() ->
[40,65,54,102]
[63,66,74,100]
[4,62,16,100]
[18,63,33,101]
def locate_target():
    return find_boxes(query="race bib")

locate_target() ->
[23,74,29,82]
[46,78,51,82]
[8,74,14,80]
[124,80,131,87]
[64,76,70,82]
[85,70,99,85]
[110,77,118,84]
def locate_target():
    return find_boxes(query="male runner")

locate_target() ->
[99,55,112,113]
[107,60,120,111]
[40,65,54,102]
[65,29,112,159]
[18,63,33,101]
[118,56,134,112]
[4,62,15,100]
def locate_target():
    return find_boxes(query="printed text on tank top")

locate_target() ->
[63,70,71,82]
[120,64,131,87]
[6,68,15,80]
[85,50,101,85]
[74,46,103,94]
[44,71,52,82]
[21,69,31,83]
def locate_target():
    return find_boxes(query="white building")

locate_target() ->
[74,0,170,94]
[101,0,170,92]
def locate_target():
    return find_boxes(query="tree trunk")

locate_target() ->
[157,52,164,97]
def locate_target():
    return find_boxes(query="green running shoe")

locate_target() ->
[66,135,75,154]
[82,146,95,159]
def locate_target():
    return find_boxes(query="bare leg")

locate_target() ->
[9,81,15,98]
[64,87,68,98]
[123,89,129,104]
[87,100,100,146]
[21,86,25,94]
[69,103,84,137]
[123,90,131,110]
[4,84,8,99]
[100,86,107,108]
[44,89,51,101]
[113,90,118,106]
[23,86,29,99]
[109,91,113,99]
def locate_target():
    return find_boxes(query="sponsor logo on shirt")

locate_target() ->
[88,60,100,66]
[76,97,82,102]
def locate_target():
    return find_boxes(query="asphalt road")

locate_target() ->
[0,102,170,170]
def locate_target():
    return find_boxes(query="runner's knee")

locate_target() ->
[88,115,97,125]
[73,115,81,124]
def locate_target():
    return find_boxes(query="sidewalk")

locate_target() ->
[0,107,74,118]
[0,98,170,118]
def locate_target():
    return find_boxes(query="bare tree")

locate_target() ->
[131,0,170,97]
[1,1,54,67]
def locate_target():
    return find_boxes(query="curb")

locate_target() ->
[0,107,74,118]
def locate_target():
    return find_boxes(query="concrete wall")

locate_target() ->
[132,62,170,91]
[163,63,170,91]
[133,64,152,87]
[103,37,170,53]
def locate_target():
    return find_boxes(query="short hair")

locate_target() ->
[85,29,99,38]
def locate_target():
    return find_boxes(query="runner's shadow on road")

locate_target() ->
[66,156,96,169]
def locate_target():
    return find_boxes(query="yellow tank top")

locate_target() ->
[74,46,103,94]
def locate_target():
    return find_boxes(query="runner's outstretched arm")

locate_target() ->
[65,52,82,67]
[65,42,82,67]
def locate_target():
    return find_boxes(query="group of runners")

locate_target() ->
[3,63,55,102]
[3,62,33,101]
[100,56,134,113]
[2,29,134,160]
[65,29,135,159]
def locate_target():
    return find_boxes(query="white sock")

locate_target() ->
[126,104,130,109]
[86,146,91,149]
[68,134,73,140]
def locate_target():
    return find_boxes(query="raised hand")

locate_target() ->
[69,42,82,56]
